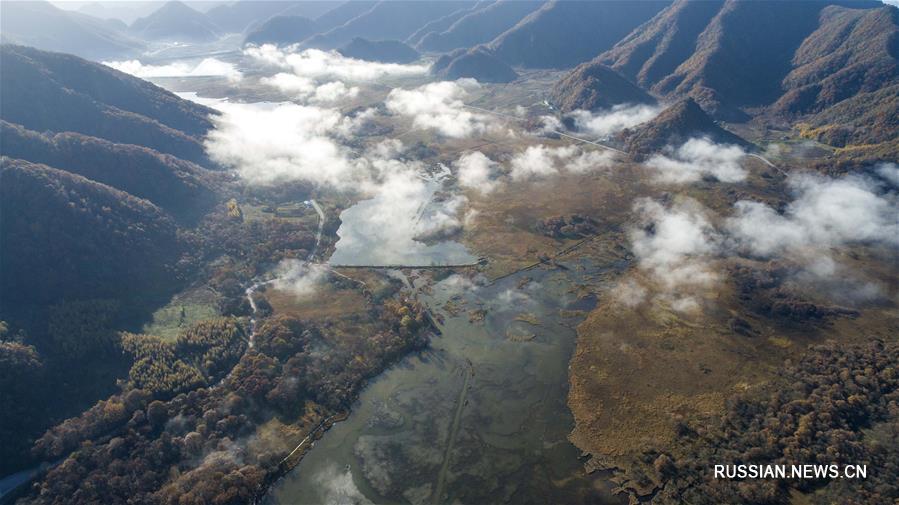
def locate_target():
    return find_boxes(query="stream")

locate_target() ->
[245,199,325,346]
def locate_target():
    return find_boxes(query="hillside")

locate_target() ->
[773,5,899,117]
[130,1,221,42]
[651,0,882,118]
[549,61,656,112]
[0,0,143,59]
[310,0,380,32]
[799,84,899,148]
[0,158,183,307]
[619,97,750,159]
[415,0,540,53]
[556,0,893,126]
[0,44,217,165]
[597,0,725,88]
[208,0,332,33]
[405,1,492,48]
[301,1,471,49]
[432,47,518,83]
[244,15,319,46]
[338,38,420,64]
[488,0,670,69]
[0,121,221,220]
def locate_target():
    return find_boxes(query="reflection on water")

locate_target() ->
[268,260,626,505]
[328,167,477,267]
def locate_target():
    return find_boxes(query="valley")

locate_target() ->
[1,1,898,504]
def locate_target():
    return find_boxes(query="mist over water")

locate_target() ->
[328,181,477,267]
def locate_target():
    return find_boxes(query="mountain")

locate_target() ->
[0,44,217,166]
[772,5,898,118]
[549,62,656,112]
[597,0,725,89]
[405,1,493,48]
[130,1,221,42]
[278,1,351,23]
[311,1,380,32]
[557,0,893,124]
[338,38,420,64]
[798,84,899,148]
[415,0,540,53]
[643,0,883,118]
[619,98,750,160]
[433,47,518,83]
[488,0,670,69]
[244,15,320,46]
[0,158,183,307]
[655,0,883,117]
[74,1,163,25]
[0,121,220,220]
[207,1,333,33]
[0,0,143,60]
[300,1,472,49]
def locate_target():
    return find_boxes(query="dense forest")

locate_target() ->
[22,293,432,504]
[618,340,899,504]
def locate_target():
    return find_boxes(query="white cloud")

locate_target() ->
[727,173,899,257]
[567,149,616,173]
[244,45,428,81]
[610,279,648,308]
[103,58,243,82]
[272,260,328,299]
[570,103,661,138]
[313,465,373,505]
[328,162,475,266]
[259,73,315,95]
[876,162,899,188]
[510,145,578,180]
[535,115,563,135]
[175,92,228,108]
[630,198,720,293]
[259,73,359,103]
[313,81,359,102]
[204,101,365,188]
[509,145,614,180]
[645,137,747,184]
[455,152,499,194]
[385,80,493,138]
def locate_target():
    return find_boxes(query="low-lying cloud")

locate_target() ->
[646,138,747,184]
[630,198,721,294]
[245,45,428,81]
[617,197,720,313]
[727,173,899,256]
[259,73,360,103]
[876,162,899,188]
[272,260,328,298]
[621,172,898,311]
[509,145,615,180]
[455,152,499,194]
[328,159,476,266]
[570,103,661,138]
[204,101,367,188]
[385,80,493,138]
[103,58,243,82]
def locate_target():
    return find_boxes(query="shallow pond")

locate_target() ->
[327,169,478,268]
[268,258,626,505]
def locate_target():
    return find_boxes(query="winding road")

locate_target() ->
[462,104,627,155]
